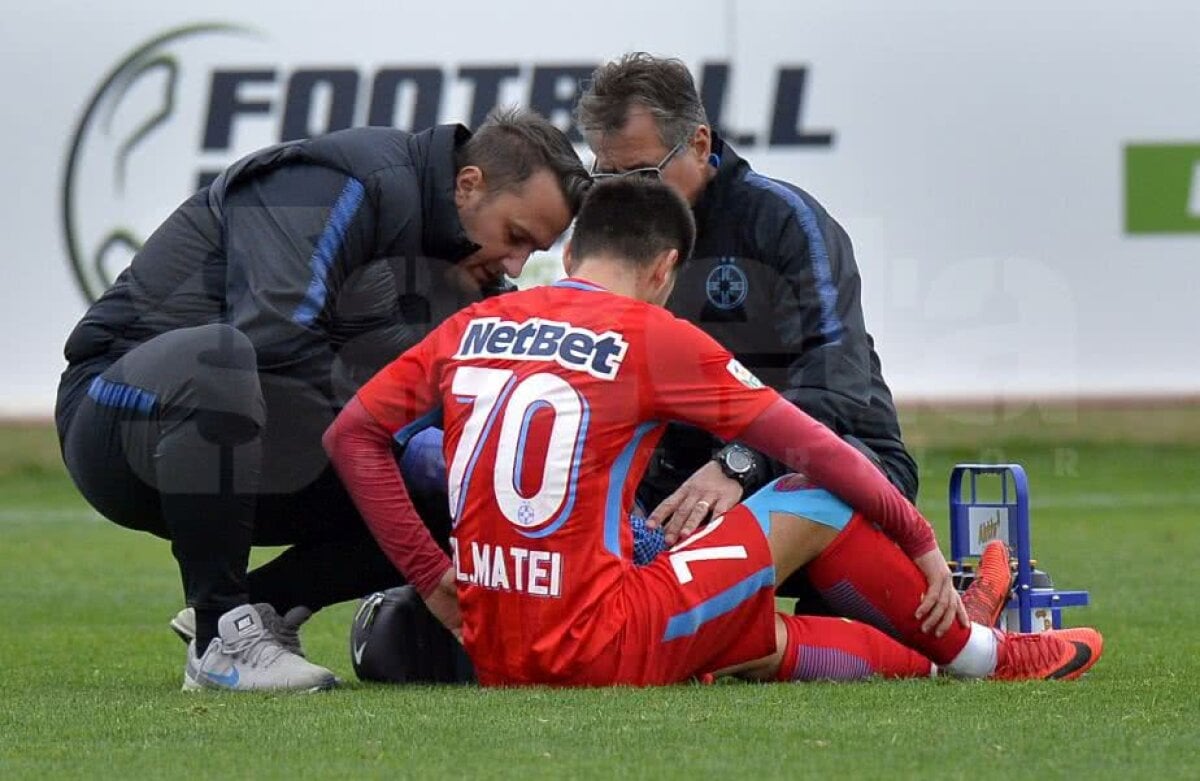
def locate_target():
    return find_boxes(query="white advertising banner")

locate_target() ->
[3,0,1198,415]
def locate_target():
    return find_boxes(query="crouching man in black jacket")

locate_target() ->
[55,108,590,691]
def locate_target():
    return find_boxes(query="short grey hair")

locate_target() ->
[575,53,708,148]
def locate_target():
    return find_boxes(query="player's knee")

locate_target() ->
[168,325,265,444]
[746,476,854,534]
[189,325,263,411]
[189,323,257,374]
[734,615,789,682]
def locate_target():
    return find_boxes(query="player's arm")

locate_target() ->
[322,331,459,636]
[734,397,967,634]
[737,399,932,557]
[647,199,875,532]
[649,317,964,631]
[648,317,930,557]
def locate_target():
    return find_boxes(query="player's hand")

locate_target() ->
[647,461,743,546]
[913,548,970,636]
[422,567,463,643]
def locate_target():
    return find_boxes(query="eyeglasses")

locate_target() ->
[590,141,685,181]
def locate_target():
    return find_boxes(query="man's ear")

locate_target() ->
[562,239,576,275]
[691,124,712,162]
[653,248,680,285]
[455,165,484,206]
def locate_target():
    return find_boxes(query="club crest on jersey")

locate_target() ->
[726,358,765,389]
[454,317,629,381]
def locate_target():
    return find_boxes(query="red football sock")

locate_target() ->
[804,514,970,665]
[775,613,933,681]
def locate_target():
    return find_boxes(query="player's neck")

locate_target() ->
[568,258,647,302]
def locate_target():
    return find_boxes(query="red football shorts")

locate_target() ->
[575,505,778,686]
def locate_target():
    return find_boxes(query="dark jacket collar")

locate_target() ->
[420,124,481,262]
[692,131,750,234]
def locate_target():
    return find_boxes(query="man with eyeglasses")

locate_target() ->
[590,141,687,184]
[576,53,920,594]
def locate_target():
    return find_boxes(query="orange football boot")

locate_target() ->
[961,540,1013,627]
[992,627,1104,681]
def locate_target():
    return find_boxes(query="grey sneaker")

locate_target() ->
[171,603,311,657]
[181,604,336,692]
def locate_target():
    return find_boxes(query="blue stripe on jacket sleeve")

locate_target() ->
[744,171,843,344]
[293,177,367,326]
[87,376,158,415]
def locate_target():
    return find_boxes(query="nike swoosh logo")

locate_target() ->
[1050,641,1093,680]
[353,640,368,665]
[203,667,240,688]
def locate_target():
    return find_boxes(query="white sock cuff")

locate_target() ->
[943,623,999,678]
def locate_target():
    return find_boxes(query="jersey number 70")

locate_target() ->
[447,366,589,536]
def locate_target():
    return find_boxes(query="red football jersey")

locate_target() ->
[357,279,777,682]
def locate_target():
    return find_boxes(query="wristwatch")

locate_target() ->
[713,443,758,488]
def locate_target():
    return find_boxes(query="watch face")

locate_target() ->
[725,448,754,475]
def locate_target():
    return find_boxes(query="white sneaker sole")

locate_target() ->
[182,670,338,693]
[170,608,195,644]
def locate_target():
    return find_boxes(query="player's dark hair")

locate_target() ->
[575,53,708,147]
[458,107,592,214]
[571,177,695,267]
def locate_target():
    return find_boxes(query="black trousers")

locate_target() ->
[59,323,449,620]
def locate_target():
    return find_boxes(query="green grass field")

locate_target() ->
[2,407,1198,779]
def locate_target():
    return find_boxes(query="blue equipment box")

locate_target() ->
[948,464,1090,632]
